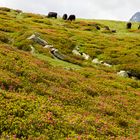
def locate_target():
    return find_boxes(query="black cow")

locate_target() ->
[138,25,140,29]
[111,30,116,33]
[126,22,132,29]
[47,12,57,19]
[95,25,100,30]
[104,26,110,30]
[68,15,76,21]
[62,14,67,20]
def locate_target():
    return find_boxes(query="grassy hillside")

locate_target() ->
[0,7,140,140]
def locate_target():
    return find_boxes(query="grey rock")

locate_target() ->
[117,70,129,78]
[81,53,90,60]
[92,58,101,64]
[44,45,54,49]
[51,48,65,60]
[28,34,48,46]
[72,49,81,56]
[102,62,112,67]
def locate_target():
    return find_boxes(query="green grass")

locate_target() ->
[0,7,140,140]
[34,53,82,70]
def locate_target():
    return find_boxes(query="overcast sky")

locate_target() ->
[0,0,140,21]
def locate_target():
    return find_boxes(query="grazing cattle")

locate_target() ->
[95,25,100,30]
[126,22,132,29]
[62,14,67,20]
[111,30,116,33]
[138,25,140,29]
[68,15,76,21]
[47,12,57,19]
[104,26,110,30]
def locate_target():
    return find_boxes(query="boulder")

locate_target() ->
[50,48,65,60]
[44,45,54,49]
[28,34,48,46]
[92,58,101,64]
[102,62,112,67]
[117,70,129,78]
[81,53,90,60]
[72,49,81,56]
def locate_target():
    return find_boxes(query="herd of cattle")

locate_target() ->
[48,12,140,30]
[47,12,76,21]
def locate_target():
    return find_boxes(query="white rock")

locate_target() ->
[92,58,101,64]
[51,48,58,52]
[72,49,81,56]
[27,34,36,40]
[117,70,129,78]
[103,62,112,67]
[44,45,53,49]
[81,53,90,60]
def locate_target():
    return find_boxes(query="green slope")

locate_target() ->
[0,7,140,140]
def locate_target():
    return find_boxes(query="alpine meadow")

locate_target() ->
[0,7,140,140]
